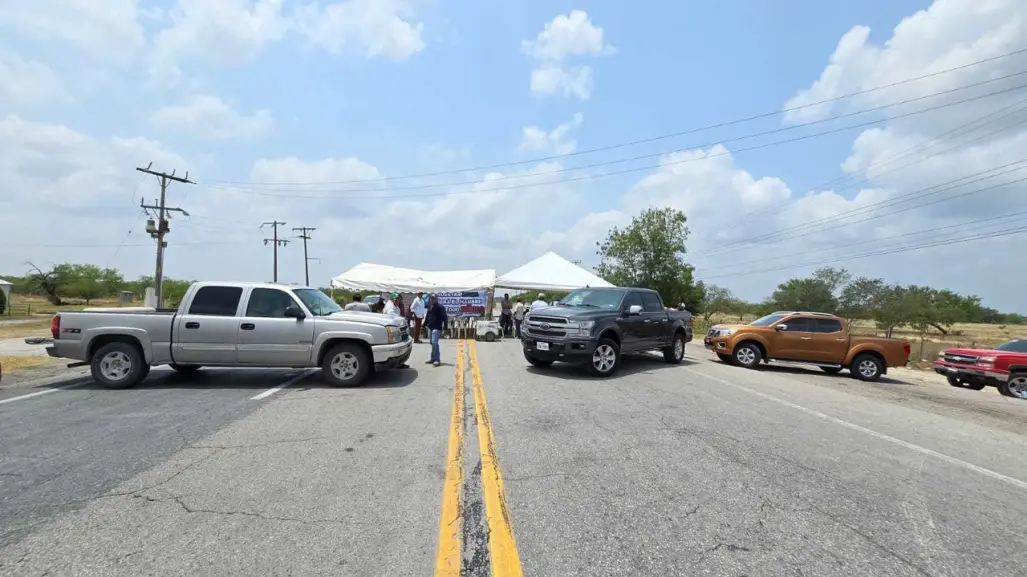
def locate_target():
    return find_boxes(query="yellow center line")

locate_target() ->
[434,339,466,577]
[468,339,524,577]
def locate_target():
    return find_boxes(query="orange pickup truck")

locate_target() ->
[703,311,911,381]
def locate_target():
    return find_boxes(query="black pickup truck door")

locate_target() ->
[640,292,669,348]
[617,291,647,351]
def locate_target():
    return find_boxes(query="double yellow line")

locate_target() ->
[434,339,523,577]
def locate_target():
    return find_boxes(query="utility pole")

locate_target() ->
[292,227,316,286]
[261,221,289,282]
[137,163,193,307]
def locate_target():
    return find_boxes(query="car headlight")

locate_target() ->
[937,351,946,359]
[714,328,736,337]
[565,320,594,336]
[976,355,996,367]
[386,326,401,344]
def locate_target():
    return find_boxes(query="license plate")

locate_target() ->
[536,341,550,351]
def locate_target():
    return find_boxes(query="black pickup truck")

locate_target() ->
[521,287,693,377]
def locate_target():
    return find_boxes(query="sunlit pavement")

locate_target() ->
[1,339,1025,576]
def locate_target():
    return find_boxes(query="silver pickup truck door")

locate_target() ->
[172,285,243,365]
[236,287,315,366]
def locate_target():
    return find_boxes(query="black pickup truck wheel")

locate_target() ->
[663,331,686,364]
[586,338,621,377]
[90,342,147,390]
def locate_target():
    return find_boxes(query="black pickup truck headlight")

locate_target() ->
[565,321,594,337]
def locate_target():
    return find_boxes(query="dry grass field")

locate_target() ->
[704,313,1026,369]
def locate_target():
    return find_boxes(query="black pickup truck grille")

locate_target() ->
[943,353,979,366]
[400,325,409,340]
[524,316,569,338]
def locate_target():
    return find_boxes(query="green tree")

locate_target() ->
[837,276,887,329]
[699,284,735,325]
[595,207,705,309]
[811,267,851,296]
[65,264,106,303]
[767,277,837,313]
[871,285,910,338]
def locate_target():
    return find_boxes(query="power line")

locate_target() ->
[261,221,289,283]
[292,226,316,286]
[700,208,1027,272]
[136,163,193,307]
[203,80,1027,200]
[700,225,1027,281]
[707,96,1027,232]
[201,47,1027,186]
[690,161,1027,258]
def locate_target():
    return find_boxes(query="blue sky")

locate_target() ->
[2,0,1026,312]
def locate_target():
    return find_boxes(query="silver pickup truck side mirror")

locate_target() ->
[626,305,643,316]
[284,306,306,320]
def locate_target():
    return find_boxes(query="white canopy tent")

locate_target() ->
[330,262,496,293]
[0,279,11,305]
[496,251,615,291]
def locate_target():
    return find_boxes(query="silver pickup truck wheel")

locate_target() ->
[90,342,147,390]
[322,343,371,388]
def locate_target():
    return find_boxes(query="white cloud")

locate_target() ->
[0,0,146,64]
[294,0,425,61]
[522,10,613,101]
[151,95,275,141]
[518,113,584,156]
[148,0,291,85]
[529,65,594,101]
[542,0,1027,310]
[0,51,65,107]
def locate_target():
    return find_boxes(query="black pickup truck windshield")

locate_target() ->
[558,289,625,309]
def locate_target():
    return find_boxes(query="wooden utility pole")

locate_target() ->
[137,163,193,307]
[261,221,289,282]
[292,227,316,286]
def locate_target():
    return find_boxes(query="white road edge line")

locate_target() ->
[0,380,90,406]
[251,370,316,401]
[685,367,1027,492]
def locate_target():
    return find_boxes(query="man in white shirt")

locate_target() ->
[530,292,549,312]
[409,291,426,343]
[512,298,525,338]
[383,292,400,316]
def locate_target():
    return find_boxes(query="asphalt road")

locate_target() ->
[0,340,1025,576]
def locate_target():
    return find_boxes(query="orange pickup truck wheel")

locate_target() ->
[851,353,884,382]
[732,342,762,369]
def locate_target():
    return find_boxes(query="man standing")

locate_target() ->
[424,294,448,367]
[513,297,525,338]
[344,293,371,312]
[530,292,549,312]
[409,291,426,343]
[383,292,400,316]
[499,293,513,337]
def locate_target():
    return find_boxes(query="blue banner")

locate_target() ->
[436,290,488,318]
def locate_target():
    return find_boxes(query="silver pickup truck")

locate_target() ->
[45,281,412,389]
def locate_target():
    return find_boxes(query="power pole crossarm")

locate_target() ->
[262,221,289,282]
[137,164,194,307]
[292,226,316,286]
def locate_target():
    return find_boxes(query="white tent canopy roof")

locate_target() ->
[0,279,12,285]
[496,251,614,291]
[330,262,496,293]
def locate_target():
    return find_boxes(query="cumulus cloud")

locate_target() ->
[522,10,613,101]
[151,95,275,141]
[518,113,584,156]
[0,51,65,106]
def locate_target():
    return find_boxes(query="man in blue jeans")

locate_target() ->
[423,294,449,367]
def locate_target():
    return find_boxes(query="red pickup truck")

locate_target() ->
[933,338,1027,399]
